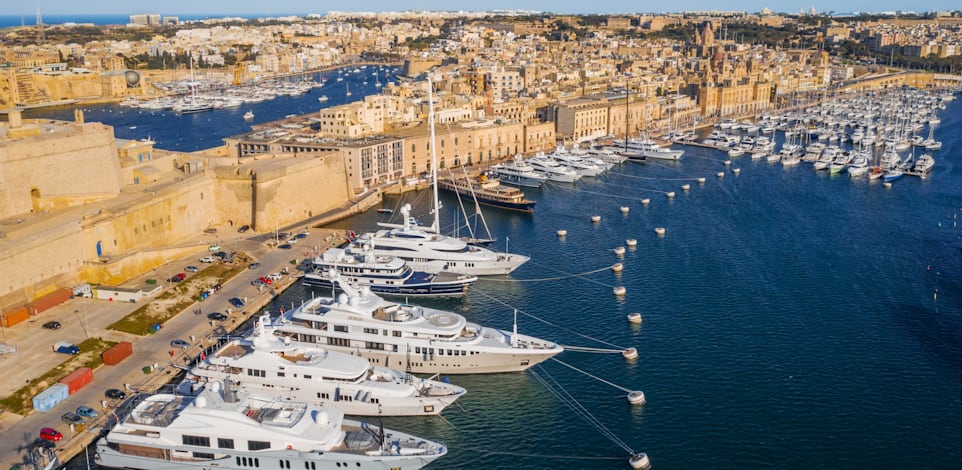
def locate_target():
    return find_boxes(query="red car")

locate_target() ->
[258,276,273,285]
[39,427,62,442]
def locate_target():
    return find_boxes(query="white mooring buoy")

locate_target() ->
[665,191,675,199]
[611,262,624,273]
[620,206,630,214]
[641,198,650,205]
[681,183,691,191]
[654,227,666,236]
[627,390,646,405]
[622,347,638,360]
[698,176,706,183]
[591,215,602,222]
[556,229,567,237]
[613,286,627,296]
[613,246,626,256]
[626,238,637,247]
[883,182,892,188]
[724,160,732,166]
[733,168,741,174]
[629,452,651,470]
[627,312,642,324]
[717,171,725,178]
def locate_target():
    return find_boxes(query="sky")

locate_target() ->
[3,1,958,16]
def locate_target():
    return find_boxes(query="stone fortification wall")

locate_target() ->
[0,121,122,219]
[0,220,84,308]
[212,154,349,232]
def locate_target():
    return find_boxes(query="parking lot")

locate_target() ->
[0,226,344,466]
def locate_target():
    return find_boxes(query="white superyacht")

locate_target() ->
[181,314,466,416]
[272,272,563,374]
[94,381,447,470]
[354,204,528,275]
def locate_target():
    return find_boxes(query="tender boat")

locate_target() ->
[180,314,466,416]
[94,381,447,469]
[304,244,477,297]
[272,273,564,374]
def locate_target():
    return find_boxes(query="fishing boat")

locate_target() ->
[437,174,536,213]
[272,272,563,374]
[94,381,447,469]
[180,313,466,416]
[303,244,477,297]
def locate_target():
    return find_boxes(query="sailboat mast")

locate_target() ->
[428,76,440,234]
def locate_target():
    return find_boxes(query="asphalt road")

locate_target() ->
[0,227,343,468]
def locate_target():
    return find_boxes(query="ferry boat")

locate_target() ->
[272,273,563,374]
[303,244,477,297]
[94,381,446,470]
[180,314,466,416]
[437,174,536,213]
[353,204,529,275]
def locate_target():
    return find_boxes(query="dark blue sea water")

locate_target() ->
[61,95,962,468]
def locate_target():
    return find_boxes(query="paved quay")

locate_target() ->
[0,226,348,468]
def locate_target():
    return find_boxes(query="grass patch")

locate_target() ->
[108,261,247,335]
[0,337,115,415]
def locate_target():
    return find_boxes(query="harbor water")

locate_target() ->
[57,90,962,468]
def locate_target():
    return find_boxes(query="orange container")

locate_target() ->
[28,288,73,315]
[102,341,133,366]
[59,367,93,394]
[1,307,30,327]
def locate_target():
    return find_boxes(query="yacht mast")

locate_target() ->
[428,76,440,234]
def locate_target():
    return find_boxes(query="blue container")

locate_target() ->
[32,383,69,412]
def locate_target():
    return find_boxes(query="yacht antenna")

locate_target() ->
[427,76,441,234]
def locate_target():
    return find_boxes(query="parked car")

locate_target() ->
[250,279,265,287]
[248,262,261,270]
[207,312,228,321]
[266,272,283,281]
[105,388,127,400]
[295,233,308,239]
[170,339,190,349]
[42,321,62,330]
[53,342,80,355]
[76,406,99,418]
[208,244,221,252]
[33,438,56,449]
[169,273,187,283]
[258,276,273,285]
[238,225,250,233]
[228,297,245,308]
[61,412,84,426]
[278,244,293,250]
[38,427,62,442]
[185,265,199,273]
[200,256,217,263]
[213,251,228,259]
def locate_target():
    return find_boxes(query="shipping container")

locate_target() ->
[28,288,73,315]
[59,367,93,394]
[32,383,69,412]
[1,306,30,328]
[102,341,133,366]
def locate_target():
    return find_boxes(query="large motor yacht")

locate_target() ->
[304,243,476,297]
[94,381,447,469]
[271,273,563,374]
[181,314,465,416]
[354,204,529,275]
